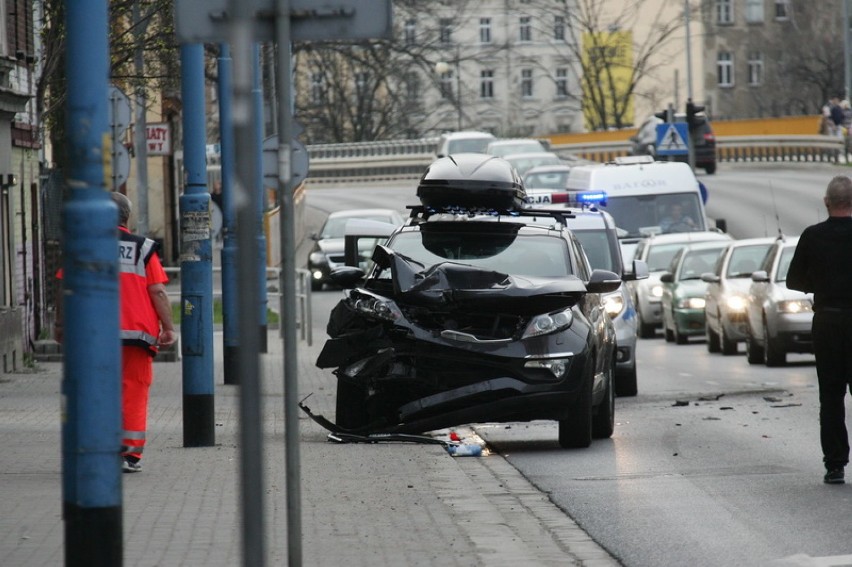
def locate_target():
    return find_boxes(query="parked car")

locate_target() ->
[629,231,734,338]
[435,130,496,158]
[744,236,814,366]
[486,138,548,157]
[307,208,405,291]
[310,153,621,448]
[546,206,649,396]
[629,114,718,175]
[660,241,730,344]
[702,237,776,354]
[503,151,563,176]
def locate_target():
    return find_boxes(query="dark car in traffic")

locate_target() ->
[630,114,717,174]
[306,153,621,448]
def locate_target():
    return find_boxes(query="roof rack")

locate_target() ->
[406,204,577,227]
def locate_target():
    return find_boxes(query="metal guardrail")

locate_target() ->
[163,266,312,345]
[305,134,846,182]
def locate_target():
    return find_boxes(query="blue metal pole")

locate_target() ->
[180,44,215,445]
[253,44,269,353]
[62,0,122,564]
[219,44,240,384]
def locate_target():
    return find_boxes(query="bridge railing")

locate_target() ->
[305,134,846,183]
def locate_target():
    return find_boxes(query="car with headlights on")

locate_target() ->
[702,237,776,355]
[306,153,621,448]
[307,208,404,290]
[660,241,729,344]
[629,231,733,338]
[744,236,814,366]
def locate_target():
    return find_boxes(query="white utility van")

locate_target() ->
[564,156,723,240]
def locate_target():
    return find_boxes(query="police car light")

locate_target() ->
[576,191,607,206]
[550,192,569,203]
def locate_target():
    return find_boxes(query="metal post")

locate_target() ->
[229,1,266,564]
[684,0,696,171]
[275,0,304,563]
[455,44,462,131]
[62,0,122,564]
[845,0,852,101]
[132,1,149,235]
[254,44,269,353]
[179,44,215,447]
[666,103,675,162]
[219,44,240,385]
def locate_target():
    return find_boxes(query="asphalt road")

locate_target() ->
[304,162,852,567]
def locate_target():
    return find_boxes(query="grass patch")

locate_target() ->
[172,298,279,325]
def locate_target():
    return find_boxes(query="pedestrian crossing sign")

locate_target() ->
[655,123,689,156]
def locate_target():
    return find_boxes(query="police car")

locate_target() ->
[308,153,621,448]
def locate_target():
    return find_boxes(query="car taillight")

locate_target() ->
[703,133,715,142]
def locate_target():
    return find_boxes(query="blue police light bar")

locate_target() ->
[576,191,607,206]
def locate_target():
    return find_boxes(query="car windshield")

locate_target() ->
[506,155,562,175]
[573,230,617,272]
[678,248,725,280]
[647,243,691,271]
[776,246,796,282]
[524,171,569,189]
[320,214,399,239]
[447,138,493,154]
[597,193,705,238]
[490,141,544,156]
[386,231,572,278]
[726,244,772,278]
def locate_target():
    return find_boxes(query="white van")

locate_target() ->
[564,156,722,240]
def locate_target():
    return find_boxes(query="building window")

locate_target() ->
[554,16,565,40]
[745,0,764,22]
[555,68,569,98]
[775,0,789,20]
[479,18,492,44]
[355,71,369,94]
[439,18,452,44]
[0,187,11,307]
[747,52,763,85]
[405,72,421,103]
[716,0,733,24]
[404,19,417,45]
[310,72,324,104]
[717,52,734,87]
[480,70,494,99]
[439,70,454,99]
[519,16,532,42]
[521,69,534,98]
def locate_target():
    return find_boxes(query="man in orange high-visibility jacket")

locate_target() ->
[55,192,176,473]
[113,192,176,472]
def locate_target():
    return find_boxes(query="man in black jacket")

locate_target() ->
[787,175,852,484]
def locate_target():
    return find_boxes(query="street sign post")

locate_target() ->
[655,122,689,156]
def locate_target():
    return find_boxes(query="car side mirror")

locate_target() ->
[715,218,727,233]
[701,272,720,283]
[659,272,674,283]
[329,266,365,289]
[586,269,622,294]
[751,270,769,283]
[310,232,320,241]
[623,259,649,281]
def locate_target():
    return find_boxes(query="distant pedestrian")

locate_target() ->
[828,96,845,139]
[787,175,852,485]
[55,192,176,473]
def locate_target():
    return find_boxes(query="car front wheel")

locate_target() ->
[593,356,616,439]
[335,379,369,430]
[763,319,786,367]
[559,364,594,448]
[706,322,721,353]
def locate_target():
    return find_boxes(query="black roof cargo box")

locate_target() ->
[417,154,526,212]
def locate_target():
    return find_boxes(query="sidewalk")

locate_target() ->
[0,328,621,566]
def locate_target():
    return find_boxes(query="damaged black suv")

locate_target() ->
[311,153,621,448]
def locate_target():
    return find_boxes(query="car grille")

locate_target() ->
[327,254,345,264]
[402,306,527,341]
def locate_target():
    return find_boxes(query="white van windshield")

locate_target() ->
[597,192,705,238]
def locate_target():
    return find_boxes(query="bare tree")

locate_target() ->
[522,0,685,131]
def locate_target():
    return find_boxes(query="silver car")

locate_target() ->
[745,236,814,366]
[702,237,776,355]
[628,231,733,338]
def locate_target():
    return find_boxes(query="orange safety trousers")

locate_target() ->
[121,346,154,461]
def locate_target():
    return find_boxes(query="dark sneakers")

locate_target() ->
[823,468,845,484]
[122,456,142,474]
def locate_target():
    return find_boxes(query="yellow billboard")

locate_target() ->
[582,30,634,131]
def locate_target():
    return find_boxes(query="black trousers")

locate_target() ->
[812,310,852,470]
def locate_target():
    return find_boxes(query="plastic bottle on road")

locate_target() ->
[446,444,482,457]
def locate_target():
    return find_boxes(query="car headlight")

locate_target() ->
[522,308,574,339]
[725,295,748,312]
[650,284,663,298]
[309,251,327,265]
[603,291,625,318]
[345,289,402,322]
[676,297,706,309]
[777,299,813,314]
